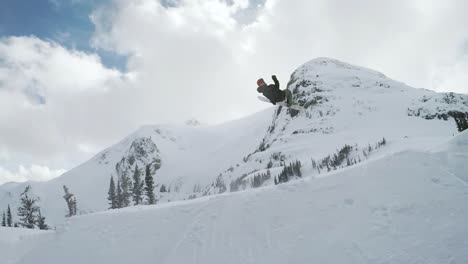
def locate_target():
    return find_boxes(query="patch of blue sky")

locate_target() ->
[0,0,127,71]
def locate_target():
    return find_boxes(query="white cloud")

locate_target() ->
[90,0,468,108]
[0,165,66,185]
[0,36,133,176]
[0,36,123,96]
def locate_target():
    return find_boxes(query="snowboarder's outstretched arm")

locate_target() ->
[272,75,279,89]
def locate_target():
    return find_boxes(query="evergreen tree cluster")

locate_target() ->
[230,169,273,191]
[275,160,302,185]
[230,174,249,192]
[363,138,386,159]
[449,111,468,132]
[313,145,354,172]
[16,186,49,230]
[312,138,387,174]
[251,170,271,188]
[1,205,13,227]
[107,164,157,209]
[214,175,227,193]
[63,185,78,217]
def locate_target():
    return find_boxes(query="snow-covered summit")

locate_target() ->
[205,58,467,194]
[1,58,467,226]
[297,57,388,79]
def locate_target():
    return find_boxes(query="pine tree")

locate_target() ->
[120,173,132,207]
[36,210,49,230]
[160,184,167,192]
[116,180,123,208]
[63,185,77,217]
[107,176,117,209]
[17,186,40,229]
[6,205,12,227]
[1,212,5,227]
[132,165,144,205]
[71,197,77,216]
[278,167,289,184]
[144,165,156,205]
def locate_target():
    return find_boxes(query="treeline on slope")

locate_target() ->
[1,186,49,230]
[1,184,79,230]
[449,111,468,132]
[107,164,156,209]
[274,160,302,185]
[229,160,303,191]
[229,170,272,192]
[311,137,386,174]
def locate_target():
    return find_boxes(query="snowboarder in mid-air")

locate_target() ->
[257,75,293,107]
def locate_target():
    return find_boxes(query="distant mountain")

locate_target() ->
[1,58,467,225]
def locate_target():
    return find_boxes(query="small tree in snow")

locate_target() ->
[120,173,132,207]
[7,205,12,227]
[116,180,123,208]
[63,185,78,217]
[1,212,5,227]
[132,165,144,205]
[107,176,117,209]
[17,186,40,229]
[144,165,156,205]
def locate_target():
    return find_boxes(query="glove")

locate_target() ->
[272,75,277,80]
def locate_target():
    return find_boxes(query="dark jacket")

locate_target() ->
[257,76,285,104]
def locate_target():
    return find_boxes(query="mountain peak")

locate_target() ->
[293,57,387,81]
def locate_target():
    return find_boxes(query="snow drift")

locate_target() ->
[4,131,468,264]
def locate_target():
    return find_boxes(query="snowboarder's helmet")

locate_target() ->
[257,78,265,87]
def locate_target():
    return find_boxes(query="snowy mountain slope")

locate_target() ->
[1,58,467,226]
[205,58,468,193]
[5,131,468,264]
[0,109,273,225]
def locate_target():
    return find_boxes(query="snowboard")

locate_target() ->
[257,96,305,111]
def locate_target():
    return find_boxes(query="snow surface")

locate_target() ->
[3,131,468,264]
[1,57,467,227]
[0,227,53,264]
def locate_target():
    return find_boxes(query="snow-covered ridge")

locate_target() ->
[408,92,468,120]
[4,131,468,264]
[1,58,467,225]
[204,58,467,195]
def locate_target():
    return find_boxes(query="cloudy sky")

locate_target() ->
[1,0,467,184]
